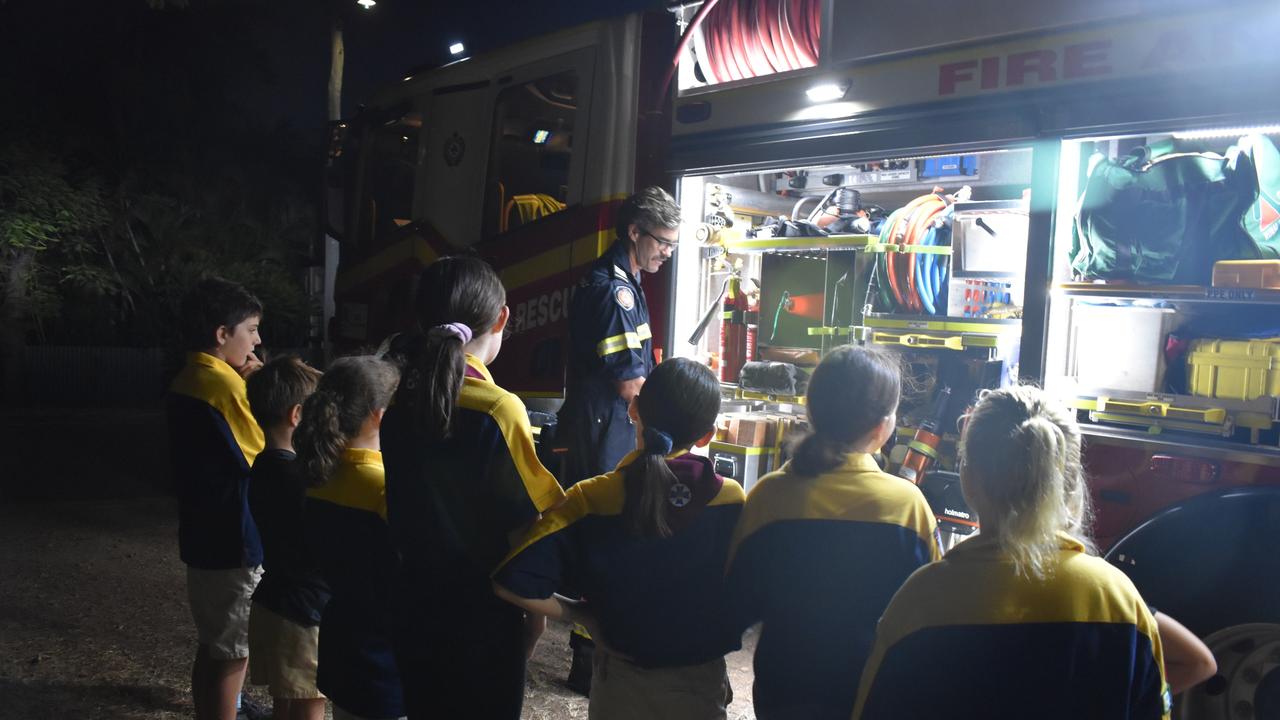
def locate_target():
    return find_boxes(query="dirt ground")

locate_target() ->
[0,496,758,720]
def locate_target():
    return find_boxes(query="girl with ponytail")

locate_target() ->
[853,385,1213,719]
[725,344,940,720]
[379,256,564,720]
[296,356,402,720]
[494,358,745,719]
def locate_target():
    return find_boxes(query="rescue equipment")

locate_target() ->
[897,385,952,484]
[1187,338,1280,402]
[720,275,748,382]
[768,290,824,342]
[919,470,978,553]
[873,189,965,315]
[1071,135,1280,285]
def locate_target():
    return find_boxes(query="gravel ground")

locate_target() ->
[1,497,758,720]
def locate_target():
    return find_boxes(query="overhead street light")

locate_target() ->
[357,0,376,9]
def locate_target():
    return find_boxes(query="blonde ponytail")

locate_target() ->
[960,386,1093,579]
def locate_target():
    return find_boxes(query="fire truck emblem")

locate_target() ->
[443,133,465,167]
[668,482,692,508]
[615,286,636,311]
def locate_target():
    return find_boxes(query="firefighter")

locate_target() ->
[558,186,681,694]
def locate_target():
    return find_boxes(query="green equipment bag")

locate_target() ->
[1071,138,1263,285]
[1231,133,1280,255]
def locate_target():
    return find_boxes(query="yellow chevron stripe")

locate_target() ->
[500,231,613,292]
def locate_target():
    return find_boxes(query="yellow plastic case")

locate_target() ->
[1187,338,1280,401]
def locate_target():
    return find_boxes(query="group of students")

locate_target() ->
[170,257,1216,720]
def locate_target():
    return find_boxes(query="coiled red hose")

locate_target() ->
[696,0,820,85]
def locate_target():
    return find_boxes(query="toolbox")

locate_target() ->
[1187,338,1280,401]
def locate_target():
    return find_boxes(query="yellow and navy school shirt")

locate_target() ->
[725,453,940,719]
[304,448,403,720]
[494,451,747,668]
[853,532,1172,720]
[382,354,564,645]
[168,351,266,570]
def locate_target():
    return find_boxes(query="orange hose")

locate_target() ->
[885,194,934,309]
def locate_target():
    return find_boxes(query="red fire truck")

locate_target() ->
[326,2,1280,716]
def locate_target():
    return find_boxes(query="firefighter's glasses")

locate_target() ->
[642,229,680,249]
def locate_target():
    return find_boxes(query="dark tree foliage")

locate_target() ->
[0,0,318,352]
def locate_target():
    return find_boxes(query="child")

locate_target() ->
[494,358,744,720]
[245,356,327,720]
[724,344,939,720]
[167,276,267,720]
[379,256,565,720]
[295,356,402,720]
[852,385,1213,719]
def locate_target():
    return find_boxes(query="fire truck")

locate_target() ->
[326,2,1280,716]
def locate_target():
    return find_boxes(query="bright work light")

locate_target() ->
[805,81,849,103]
[449,42,465,56]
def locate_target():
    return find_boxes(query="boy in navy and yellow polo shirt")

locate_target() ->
[725,345,939,720]
[167,276,266,720]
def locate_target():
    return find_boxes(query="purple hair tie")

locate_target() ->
[432,322,473,344]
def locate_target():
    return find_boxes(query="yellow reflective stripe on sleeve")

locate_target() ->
[596,331,644,357]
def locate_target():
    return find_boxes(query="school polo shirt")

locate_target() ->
[382,354,564,642]
[853,532,1172,720]
[725,453,940,719]
[304,448,403,720]
[494,451,747,668]
[168,351,266,569]
[248,448,329,627]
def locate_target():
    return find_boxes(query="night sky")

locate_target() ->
[1,0,659,133]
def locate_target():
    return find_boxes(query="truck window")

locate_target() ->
[353,110,422,251]
[482,70,577,240]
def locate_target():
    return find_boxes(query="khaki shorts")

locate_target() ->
[589,650,730,720]
[186,565,262,660]
[247,603,324,700]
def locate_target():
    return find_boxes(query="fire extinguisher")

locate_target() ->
[720,276,747,383]
[898,386,952,484]
[744,288,759,366]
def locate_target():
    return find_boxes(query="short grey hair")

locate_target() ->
[616,186,680,241]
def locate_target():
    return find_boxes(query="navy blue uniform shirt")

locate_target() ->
[560,240,656,482]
